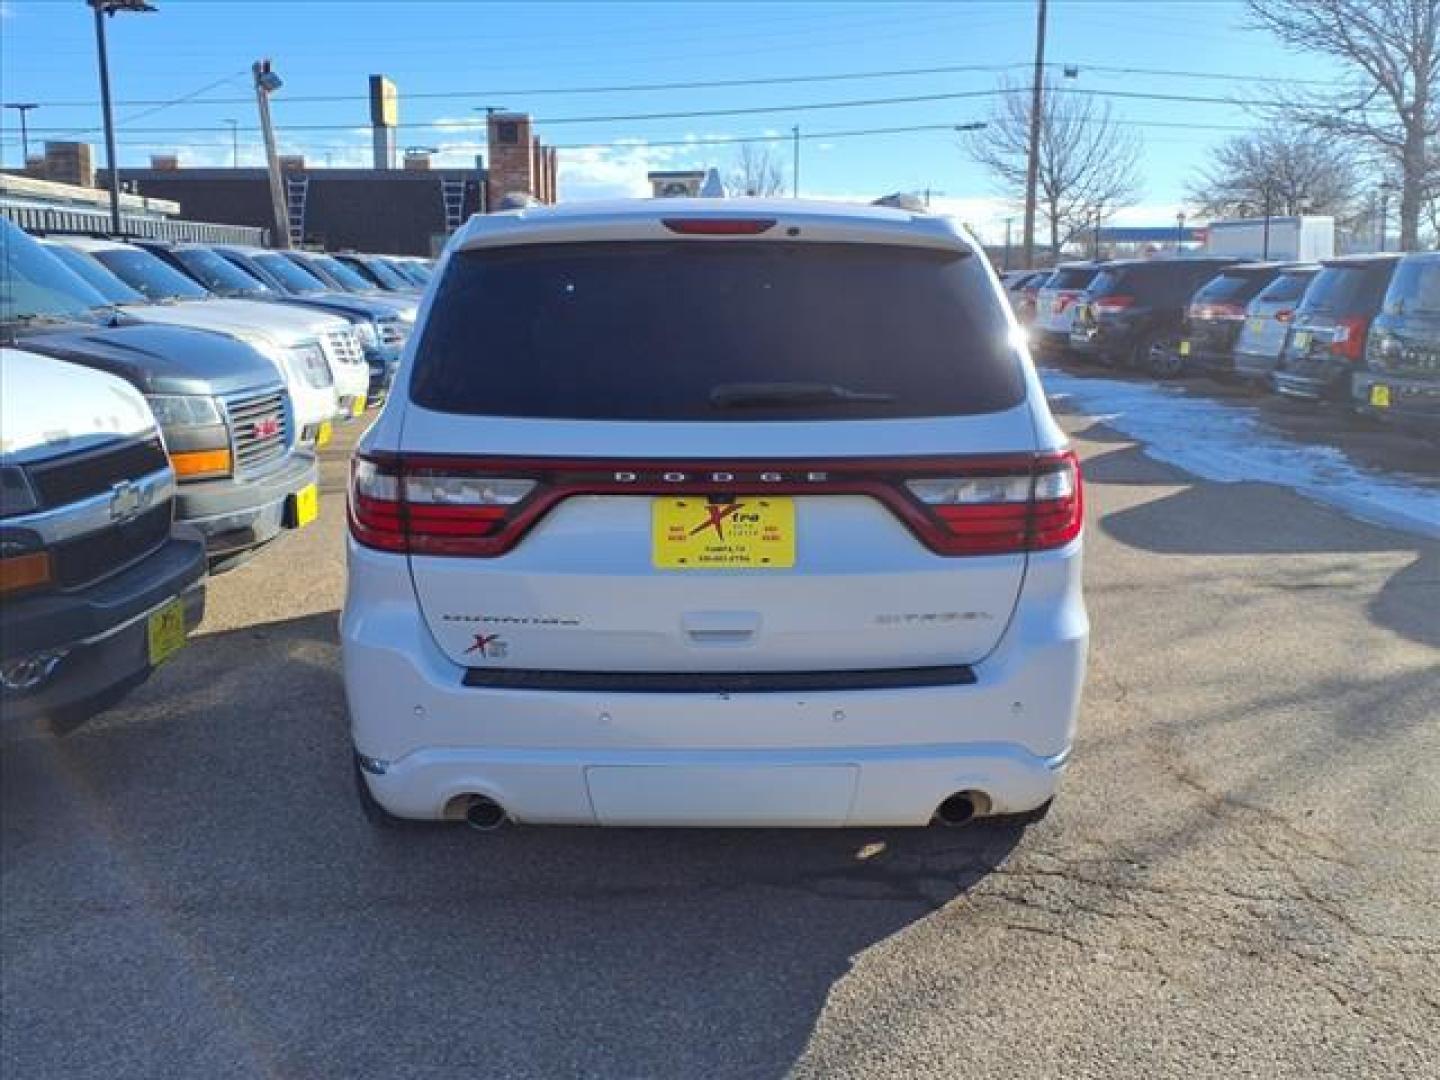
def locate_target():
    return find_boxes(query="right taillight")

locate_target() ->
[1093,295,1135,315]
[905,452,1083,554]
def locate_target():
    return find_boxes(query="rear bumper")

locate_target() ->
[1273,356,1353,400]
[1352,371,1440,433]
[341,540,1088,826]
[1030,327,1073,354]
[1182,346,1235,375]
[1234,350,1282,380]
[1,528,206,725]
[176,451,318,556]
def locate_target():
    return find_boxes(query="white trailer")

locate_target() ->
[1203,216,1335,261]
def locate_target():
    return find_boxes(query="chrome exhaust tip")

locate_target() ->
[463,796,507,832]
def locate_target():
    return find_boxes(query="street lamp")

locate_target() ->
[3,103,39,164]
[1176,211,1186,254]
[1378,178,1399,252]
[89,0,156,236]
[252,58,289,248]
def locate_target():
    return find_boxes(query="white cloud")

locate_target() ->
[557,139,719,202]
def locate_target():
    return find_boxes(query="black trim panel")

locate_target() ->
[461,665,977,693]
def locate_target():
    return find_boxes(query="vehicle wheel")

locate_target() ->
[1141,333,1183,378]
[354,758,407,829]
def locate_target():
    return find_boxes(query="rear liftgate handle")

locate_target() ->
[682,611,761,647]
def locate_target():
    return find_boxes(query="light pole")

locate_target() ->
[223,117,238,167]
[253,58,289,248]
[1003,217,1013,272]
[3,103,38,164]
[1022,0,1049,270]
[1378,178,1399,252]
[89,0,155,236]
[1175,211,1186,254]
[792,125,800,198]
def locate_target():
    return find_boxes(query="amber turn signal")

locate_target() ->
[171,448,232,478]
[0,551,53,595]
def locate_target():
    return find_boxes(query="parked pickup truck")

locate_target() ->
[1,347,206,731]
[2,223,320,566]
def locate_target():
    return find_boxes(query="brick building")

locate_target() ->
[485,112,558,208]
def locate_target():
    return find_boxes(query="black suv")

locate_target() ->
[1353,251,1440,438]
[1273,254,1402,402]
[1178,263,1288,377]
[1070,257,1237,375]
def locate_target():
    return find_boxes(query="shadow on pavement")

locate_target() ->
[1,610,1025,1080]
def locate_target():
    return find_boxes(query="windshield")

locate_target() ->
[0,221,109,322]
[359,257,410,291]
[44,244,147,305]
[412,241,1023,421]
[173,248,273,297]
[399,260,432,283]
[89,247,211,301]
[254,252,328,294]
[1384,258,1440,316]
[309,254,376,292]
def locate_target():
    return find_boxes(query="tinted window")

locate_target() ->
[412,242,1024,421]
[44,243,146,305]
[1300,264,1392,315]
[90,248,210,301]
[1255,271,1315,305]
[360,257,410,291]
[174,248,273,296]
[1049,267,1100,290]
[1085,268,1132,296]
[1194,272,1274,304]
[1384,258,1440,315]
[253,252,327,294]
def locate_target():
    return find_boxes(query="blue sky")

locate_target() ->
[1,0,1338,240]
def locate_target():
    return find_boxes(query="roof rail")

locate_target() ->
[871,193,927,212]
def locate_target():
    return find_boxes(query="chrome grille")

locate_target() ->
[224,387,289,475]
[378,319,409,348]
[325,327,365,368]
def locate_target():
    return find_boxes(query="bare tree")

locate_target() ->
[1188,124,1365,219]
[968,76,1142,256]
[726,142,787,197]
[1247,0,1439,249]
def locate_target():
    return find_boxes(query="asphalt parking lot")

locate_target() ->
[3,400,1437,1080]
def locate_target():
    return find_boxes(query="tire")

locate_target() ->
[1140,332,1184,378]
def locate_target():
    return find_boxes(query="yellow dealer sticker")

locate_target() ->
[1370,384,1392,409]
[147,598,187,667]
[653,497,795,569]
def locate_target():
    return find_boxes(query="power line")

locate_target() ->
[13,82,1302,140]
[12,58,1335,112]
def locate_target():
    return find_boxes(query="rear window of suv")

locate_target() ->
[1254,270,1316,305]
[1299,264,1392,315]
[410,241,1025,421]
[1048,267,1100,291]
[1193,272,1273,304]
[1383,258,1440,316]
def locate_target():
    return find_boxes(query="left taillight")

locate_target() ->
[905,452,1083,555]
[349,454,536,555]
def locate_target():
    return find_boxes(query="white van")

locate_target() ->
[343,199,1088,831]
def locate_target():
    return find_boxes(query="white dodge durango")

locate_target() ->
[343,198,1087,830]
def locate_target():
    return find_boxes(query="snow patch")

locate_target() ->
[1040,367,1440,541]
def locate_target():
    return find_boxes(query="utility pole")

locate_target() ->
[3,103,38,164]
[1003,217,1013,271]
[253,59,290,249]
[1022,0,1048,270]
[792,125,800,198]
[223,117,238,167]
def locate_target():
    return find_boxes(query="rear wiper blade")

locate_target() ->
[709,381,896,409]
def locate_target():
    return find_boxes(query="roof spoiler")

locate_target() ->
[871,193,928,212]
